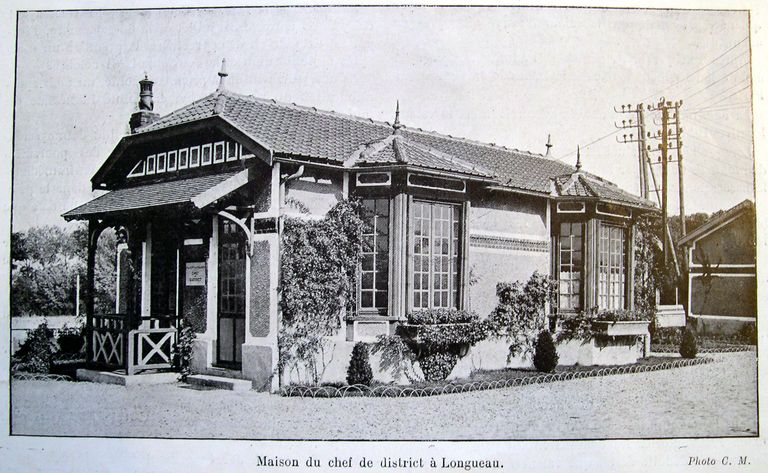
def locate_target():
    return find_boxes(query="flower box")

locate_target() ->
[591,320,650,337]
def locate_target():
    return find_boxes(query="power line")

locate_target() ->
[688,102,750,114]
[702,83,751,110]
[671,50,750,99]
[683,62,749,102]
[686,132,752,161]
[688,116,751,144]
[639,36,749,103]
[687,76,751,110]
[690,113,750,140]
[554,129,617,161]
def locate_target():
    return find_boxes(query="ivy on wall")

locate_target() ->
[278,199,365,384]
[487,271,555,361]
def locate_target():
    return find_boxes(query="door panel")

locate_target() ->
[217,219,246,368]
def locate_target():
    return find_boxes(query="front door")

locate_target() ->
[217,219,246,368]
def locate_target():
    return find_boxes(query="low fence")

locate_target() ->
[281,356,717,398]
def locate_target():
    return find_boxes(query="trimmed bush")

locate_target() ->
[347,342,373,386]
[56,326,84,355]
[401,308,489,382]
[12,322,56,373]
[738,323,757,345]
[418,351,459,382]
[532,331,559,373]
[679,327,698,359]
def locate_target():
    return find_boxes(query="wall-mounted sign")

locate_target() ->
[185,262,206,286]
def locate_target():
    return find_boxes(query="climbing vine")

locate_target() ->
[486,271,556,361]
[278,199,365,384]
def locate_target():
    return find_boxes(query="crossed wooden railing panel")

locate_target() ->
[127,328,177,375]
[90,314,178,375]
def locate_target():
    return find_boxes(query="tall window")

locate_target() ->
[558,222,583,311]
[411,201,460,310]
[598,224,626,310]
[360,198,390,313]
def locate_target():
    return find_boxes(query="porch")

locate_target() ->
[64,161,281,390]
[87,313,179,376]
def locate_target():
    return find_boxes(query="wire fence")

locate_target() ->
[281,356,717,399]
[651,344,755,354]
[12,372,73,382]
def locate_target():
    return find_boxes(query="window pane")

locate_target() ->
[597,224,626,310]
[410,201,461,310]
[358,198,390,312]
[558,222,583,311]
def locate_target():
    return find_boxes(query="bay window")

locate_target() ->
[411,200,460,310]
[598,223,627,310]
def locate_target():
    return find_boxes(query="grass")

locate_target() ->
[284,356,683,394]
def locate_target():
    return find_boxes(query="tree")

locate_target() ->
[10,223,116,317]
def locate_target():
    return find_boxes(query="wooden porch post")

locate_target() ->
[85,219,104,366]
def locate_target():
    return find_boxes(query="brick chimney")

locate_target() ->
[129,74,160,133]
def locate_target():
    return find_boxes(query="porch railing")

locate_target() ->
[90,313,179,375]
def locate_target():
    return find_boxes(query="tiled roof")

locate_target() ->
[554,172,654,209]
[62,171,240,220]
[136,91,577,194]
[135,89,653,205]
[678,199,754,246]
[350,133,494,177]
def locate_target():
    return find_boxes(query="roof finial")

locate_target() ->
[393,100,403,134]
[217,58,228,91]
[545,134,553,156]
[575,145,582,171]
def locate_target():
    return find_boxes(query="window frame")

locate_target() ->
[597,222,628,311]
[357,197,393,316]
[189,146,201,168]
[201,144,213,166]
[555,220,585,313]
[409,198,463,311]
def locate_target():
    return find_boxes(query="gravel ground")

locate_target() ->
[11,352,757,440]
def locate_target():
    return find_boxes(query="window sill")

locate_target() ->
[346,314,401,322]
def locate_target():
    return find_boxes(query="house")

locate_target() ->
[678,200,756,336]
[63,62,656,390]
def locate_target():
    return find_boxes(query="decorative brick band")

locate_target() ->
[469,234,548,253]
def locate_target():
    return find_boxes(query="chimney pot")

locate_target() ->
[130,74,159,133]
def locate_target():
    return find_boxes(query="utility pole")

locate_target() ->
[616,99,682,278]
[614,104,649,199]
[674,102,686,238]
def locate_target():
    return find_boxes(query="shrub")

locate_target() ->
[56,325,85,355]
[401,308,489,382]
[532,331,559,373]
[737,323,757,345]
[13,322,56,373]
[371,335,421,383]
[346,342,374,386]
[679,327,698,359]
[487,272,555,360]
[418,352,459,382]
[174,319,197,382]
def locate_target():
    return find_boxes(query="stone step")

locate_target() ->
[187,374,252,392]
[76,369,178,386]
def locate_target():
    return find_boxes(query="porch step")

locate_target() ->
[76,369,178,386]
[187,374,252,392]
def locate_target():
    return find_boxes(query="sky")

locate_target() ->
[11,6,754,231]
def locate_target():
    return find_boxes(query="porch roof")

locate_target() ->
[62,171,242,221]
